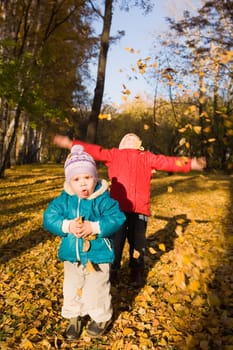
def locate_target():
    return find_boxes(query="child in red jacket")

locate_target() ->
[54,133,206,287]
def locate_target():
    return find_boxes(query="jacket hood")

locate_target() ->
[63,178,109,199]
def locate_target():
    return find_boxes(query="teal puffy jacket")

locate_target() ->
[43,179,125,266]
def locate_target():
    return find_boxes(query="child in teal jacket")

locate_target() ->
[43,145,125,340]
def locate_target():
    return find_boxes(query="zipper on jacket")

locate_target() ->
[104,238,112,251]
[75,198,81,261]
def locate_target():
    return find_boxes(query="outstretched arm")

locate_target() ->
[191,157,206,171]
[53,135,73,150]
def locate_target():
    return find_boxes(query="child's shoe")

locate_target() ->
[86,319,112,337]
[64,317,81,340]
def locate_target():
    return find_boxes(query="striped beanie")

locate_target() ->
[64,145,97,182]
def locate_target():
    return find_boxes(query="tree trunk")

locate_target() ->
[0,106,21,177]
[86,0,113,143]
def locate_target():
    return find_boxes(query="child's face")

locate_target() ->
[69,173,97,198]
[119,133,142,149]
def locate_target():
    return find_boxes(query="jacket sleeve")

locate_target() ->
[72,140,114,164]
[149,153,192,172]
[43,192,69,237]
[95,197,126,238]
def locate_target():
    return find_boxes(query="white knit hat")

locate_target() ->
[64,145,97,182]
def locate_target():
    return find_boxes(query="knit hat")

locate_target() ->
[64,145,97,182]
[118,133,143,150]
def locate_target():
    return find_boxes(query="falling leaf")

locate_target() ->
[167,186,173,193]
[158,243,166,252]
[83,239,90,252]
[125,47,135,53]
[179,137,186,146]
[133,249,140,259]
[148,247,157,254]
[86,260,96,273]
[193,126,202,134]
[199,96,206,104]
[207,138,216,143]
[178,127,186,133]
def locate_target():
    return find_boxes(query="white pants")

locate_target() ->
[61,261,112,323]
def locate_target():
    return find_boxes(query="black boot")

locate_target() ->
[64,317,81,341]
[130,268,144,288]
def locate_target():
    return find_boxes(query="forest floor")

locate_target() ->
[1,164,233,350]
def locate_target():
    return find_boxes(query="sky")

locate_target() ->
[98,0,202,106]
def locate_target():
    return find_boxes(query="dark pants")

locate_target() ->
[111,212,148,271]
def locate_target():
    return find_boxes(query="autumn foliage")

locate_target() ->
[1,165,233,349]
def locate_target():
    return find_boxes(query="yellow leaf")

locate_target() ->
[176,218,185,224]
[112,339,124,350]
[20,338,34,350]
[122,89,131,95]
[167,186,173,193]
[224,120,233,128]
[199,96,206,104]
[125,47,135,53]
[179,138,186,146]
[193,126,202,134]
[174,271,186,289]
[123,327,135,336]
[182,254,191,265]
[83,239,90,252]
[188,279,201,292]
[133,249,140,259]
[139,337,153,347]
[226,129,233,136]
[158,243,166,252]
[158,338,168,346]
[85,260,96,273]
[144,285,154,294]
[178,127,186,133]
[207,138,216,143]
[203,126,211,133]
[200,111,209,118]
[26,328,39,336]
[77,288,82,297]
[175,225,183,236]
[148,246,157,254]
[190,105,197,113]
[192,295,205,307]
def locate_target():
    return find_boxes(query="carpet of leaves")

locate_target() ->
[1,164,233,350]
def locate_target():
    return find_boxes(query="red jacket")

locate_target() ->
[72,140,191,216]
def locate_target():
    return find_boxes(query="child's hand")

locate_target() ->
[191,157,206,171]
[53,135,73,150]
[69,218,93,238]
